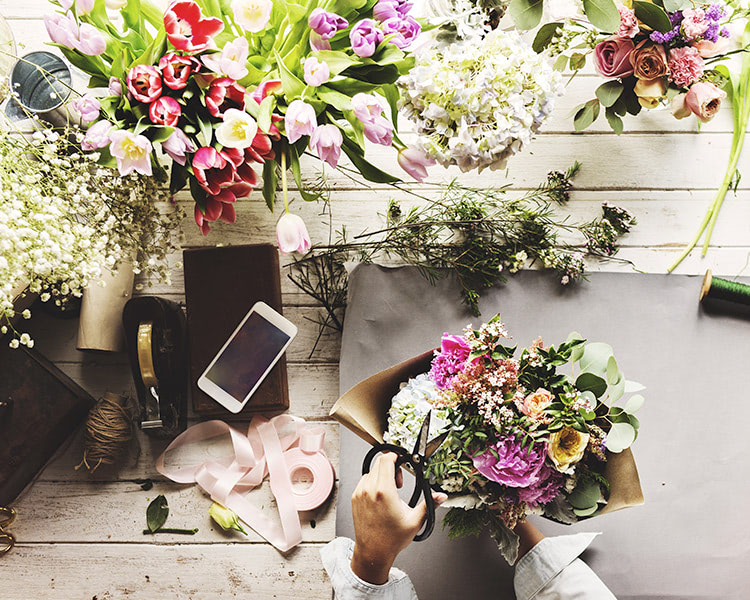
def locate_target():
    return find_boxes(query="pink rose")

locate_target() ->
[617,6,639,38]
[594,37,635,79]
[520,388,553,421]
[126,65,162,103]
[149,96,181,126]
[685,81,727,123]
[681,8,708,39]
[668,46,704,88]
[693,38,729,58]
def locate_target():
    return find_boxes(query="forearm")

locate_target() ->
[514,520,546,561]
[350,542,395,585]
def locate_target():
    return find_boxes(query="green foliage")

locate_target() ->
[146,495,169,533]
[633,1,672,33]
[443,508,485,539]
[533,22,564,53]
[509,0,545,30]
[582,0,621,32]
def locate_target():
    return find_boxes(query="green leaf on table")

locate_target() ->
[606,422,636,453]
[605,107,624,135]
[633,1,672,33]
[569,52,587,71]
[146,494,169,533]
[596,80,624,108]
[624,394,645,413]
[574,99,600,131]
[533,22,564,53]
[583,0,620,32]
[509,0,544,30]
[568,477,601,509]
[576,372,607,398]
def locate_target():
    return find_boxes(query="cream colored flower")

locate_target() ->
[215,108,258,149]
[548,427,589,473]
[232,0,273,32]
[209,502,247,535]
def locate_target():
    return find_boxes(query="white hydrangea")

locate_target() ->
[399,28,563,173]
[384,374,449,450]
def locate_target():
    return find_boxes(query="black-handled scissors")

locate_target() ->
[362,411,449,542]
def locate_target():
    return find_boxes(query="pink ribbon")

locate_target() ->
[155,415,335,552]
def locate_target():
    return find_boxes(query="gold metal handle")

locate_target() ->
[0,506,16,556]
[0,506,15,529]
[0,532,15,556]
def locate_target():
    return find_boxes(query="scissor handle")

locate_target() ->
[361,444,436,542]
[0,532,14,556]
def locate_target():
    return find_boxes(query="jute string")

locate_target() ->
[76,393,133,473]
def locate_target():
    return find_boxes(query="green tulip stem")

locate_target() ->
[281,148,289,214]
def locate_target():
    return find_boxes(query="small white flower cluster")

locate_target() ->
[0,126,181,347]
[421,0,493,41]
[384,374,448,450]
[399,28,563,173]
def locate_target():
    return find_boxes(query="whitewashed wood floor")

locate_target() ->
[2,4,750,598]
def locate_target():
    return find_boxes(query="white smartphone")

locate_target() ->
[197,301,297,413]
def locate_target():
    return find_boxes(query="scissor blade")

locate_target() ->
[414,411,432,456]
[425,430,449,459]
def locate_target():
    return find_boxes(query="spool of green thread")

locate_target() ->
[700,270,750,305]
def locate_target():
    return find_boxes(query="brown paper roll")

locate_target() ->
[77,264,134,353]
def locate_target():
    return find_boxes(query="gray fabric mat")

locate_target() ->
[336,265,750,600]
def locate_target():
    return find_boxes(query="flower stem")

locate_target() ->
[281,148,289,214]
[142,528,198,535]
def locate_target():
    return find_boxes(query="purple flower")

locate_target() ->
[108,77,122,97]
[705,3,726,21]
[308,7,348,40]
[472,438,548,488]
[429,333,471,389]
[381,16,420,49]
[362,115,393,145]
[350,19,384,58]
[373,0,412,21]
[517,463,565,506]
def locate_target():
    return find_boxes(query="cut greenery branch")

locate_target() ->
[287,164,637,356]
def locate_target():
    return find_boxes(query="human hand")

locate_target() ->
[350,452,447,585]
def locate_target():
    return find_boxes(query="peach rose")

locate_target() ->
[670,93,692,119]
[634,77,666,109]
[693,38,729,58]
[521,388,553,421]
[685,81,727,122]
[630,41,668,81]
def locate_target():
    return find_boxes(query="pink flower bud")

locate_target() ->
[276,212,311,254]
[397,147,435,182]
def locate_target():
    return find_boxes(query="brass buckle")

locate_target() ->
[0,506,16,556]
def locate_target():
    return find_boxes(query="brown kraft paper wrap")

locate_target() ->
[330,349,644,518]
[77,263,134,353]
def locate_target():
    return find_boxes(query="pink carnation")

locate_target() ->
[472,438,548,488]
[668,46,704,88]
[617,6,639,38]
[517,462,565,506]
[429,333,471,389]
[681,8,708,39]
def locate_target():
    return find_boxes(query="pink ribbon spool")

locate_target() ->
[155,415,335,551]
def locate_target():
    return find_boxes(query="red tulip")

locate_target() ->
[243,131,275,164]
[158,53,199,90]
[164,0,224,53]
[126,65,162,103]
[149,96,182,126]
[250,79,282,105]
[192,146,234,195]
[205,77,245,117]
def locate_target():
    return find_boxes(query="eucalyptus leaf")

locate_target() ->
[624,394,645,413]
[625,380,646,393]
[573,504,599,517]
[574,99,600,131]
[146,494,169,533]
[579,342,613,375]
[568,477,601,509]
[606,356,621,384]
[509,0,544,30]
[596,80,624,108]
[606,422,636,453]
[583,0,621,31]
[608,377,625,403]
[605,107,624,135]
[576,372,607,398]
[569,52,587,71]
[663,0,689,10]
[567,331,586,362]
[533,22,564,53]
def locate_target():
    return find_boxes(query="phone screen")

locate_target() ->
[205,311,291,401]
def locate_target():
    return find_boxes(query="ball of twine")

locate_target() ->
[76,393,133,473]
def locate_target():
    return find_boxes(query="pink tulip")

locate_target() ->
[362,115,393,146]
[351,92,386,122]
[109,129,153,176]
[205,77,245,117]
[161,128,194,165]
[164,0,224,52]
[685,81,726,123]
[81,119,113,151]
[201,37,249,81]
[77,0,95,14]
[44,12,79,50]
[149,96,182,126]
[303,57,330,87]
[284,99,317,143]
[192,146,234,195]
[309,124,342,167]
[71,94,100,122]
[381,16,420,49]
[127,65,162,103]
[159,53,199,90]
[76,23,107,55]
[349,19,383,58]
[397,147,435,182]
[108,77,122,96]
[309,31,331,51]
[276,212,311,254]
[251,79,282,104]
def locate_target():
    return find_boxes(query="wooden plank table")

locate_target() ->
[1,3,749,597]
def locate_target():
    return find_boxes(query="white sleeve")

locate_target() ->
[320,537,419,600]
[513,533,617,600]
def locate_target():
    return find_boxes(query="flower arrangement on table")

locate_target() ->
[384,316,645,563]
[533,0,744,132]
[44,0,425,240]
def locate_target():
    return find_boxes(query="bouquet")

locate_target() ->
[44,0,427,237]
[383,316,645,563]
[534,0,742,132]
[398,26,564,172]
